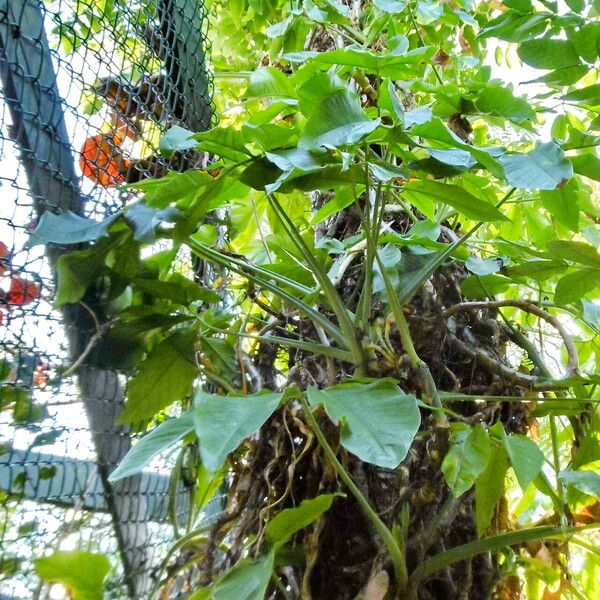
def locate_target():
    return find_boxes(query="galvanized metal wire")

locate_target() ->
[0,1,214,597]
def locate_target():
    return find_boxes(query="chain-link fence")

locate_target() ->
[0,1,214,597]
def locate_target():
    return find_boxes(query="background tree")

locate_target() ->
[33,0,600,598]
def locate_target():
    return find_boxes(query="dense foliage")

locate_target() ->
[32,0,600,598]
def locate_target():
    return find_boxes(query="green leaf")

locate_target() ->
[121,330,199,423]
[518,39,580,70]
[265,494,340,546]
[125,203,181,243]
[503,433,544,491]
[13,395,45,424]
[418,525,594,580]
[132,170,214,209]
[500,142,574,190]
[196,464,226,511]
[427,148,477,169]
[571,153,600,182]
[475,83,536,123]
[570,22,600,64]
[540,180,580,231]
[159,125,198,156]
[0,555,22,577]
[555,269,600,304]
[265,148,325,172]
[442,426,491,498]
[479,12,550,43]
[265,15,293,38]
[34,551,110,600]
[0,357,11,381]
[29,211,120,246]
[373,0,406,12]
[565,0,584,11]
[564,84,600,106]
[191,224,220,247]
[193,126,254,162]
[244,67,296,100]
[404,107,433,128]
[243,123,298,152]
[559,470,600,497]
[307,380,421,469]
[109,412,194,481]
[212,553,274,600]
[582,299,600,325]
[547,240,600,267]
[475,439,509,537]
[415,0,443,25]
[56,244,110,305]
[299,89,380,150]
[506,260,567,281]
[193,391,283,472]
[29,430,62,449]
[133,275,219,305]
[369,160,410,182]
[310,44,434,76]
[403,180,509,222]
[0,385,29,408]
[312,190,355,224]
[465,256,507,276]
[189,589,212,600]
[534,65,588,87]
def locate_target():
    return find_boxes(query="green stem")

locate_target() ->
[356,152,375,329]
[198,319,354,362]
[549,415,567,526]
[267,193,366,370]
[412,524,600,584]
[187,238,346,345]
[395,188,516,307]
[439,393,600,403]
[407,3,443,85]
[299,394,408,590]
[394,307,446,426]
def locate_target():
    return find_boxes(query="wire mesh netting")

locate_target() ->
[0,1,215,597]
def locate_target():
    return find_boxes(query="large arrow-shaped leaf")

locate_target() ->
[307,380,420,468]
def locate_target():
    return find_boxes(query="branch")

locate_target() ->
[443,300,580,377]
[446,333,583,391]
[54,305,116,381]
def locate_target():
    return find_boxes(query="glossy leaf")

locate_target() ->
[307,380,421,469]
[244,66,296,100]
[193,391,283,472]
[403,180,509,222]
[121,330,199,423]
[299,89,380,150]
[518,39,580,70]
[211,553,274,600]
[475,437,509,537]
[500,142,574,190]
[559,470,600,497]
[442,426,491,498]
[373,0,406,12]
[159,125,198,155]
[29,211,120,246]
[34,551,110,600]
[125,203,181,243]
[503,433,544,491]
[109,412,194,481]
[265,494,340,545]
